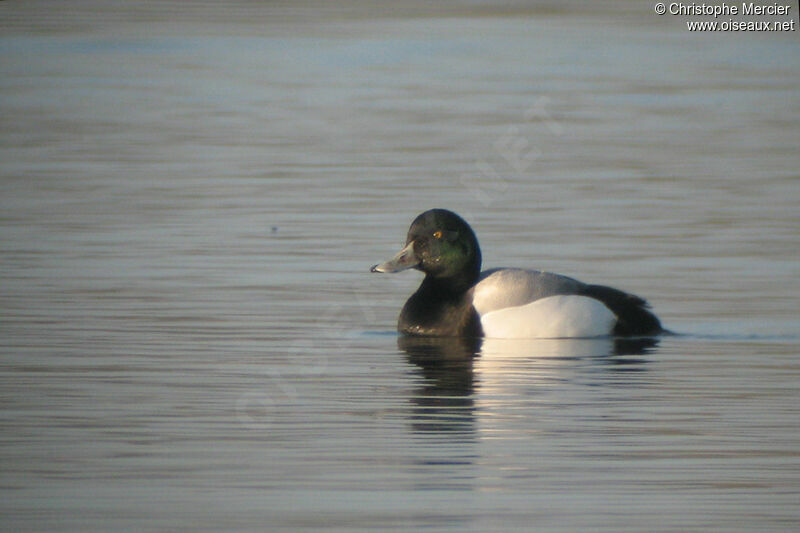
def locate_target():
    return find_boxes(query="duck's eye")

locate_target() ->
[432,230,443,239]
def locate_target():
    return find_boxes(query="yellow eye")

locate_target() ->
[433,230,443,239]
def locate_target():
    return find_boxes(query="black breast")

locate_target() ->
[398,287,482,337]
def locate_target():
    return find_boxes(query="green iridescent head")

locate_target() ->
[371,209,482,288]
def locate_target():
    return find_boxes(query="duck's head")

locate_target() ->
[371,209,482,289]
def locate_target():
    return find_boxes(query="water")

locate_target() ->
[1,1,799,531]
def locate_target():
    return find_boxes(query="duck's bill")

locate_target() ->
[370,241,419,273]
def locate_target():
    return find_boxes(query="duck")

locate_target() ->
[370,209,664,338]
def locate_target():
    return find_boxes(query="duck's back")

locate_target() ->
[472,268,662,338]
[473,268,583,315]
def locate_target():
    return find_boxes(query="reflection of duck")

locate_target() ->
[472,338,659,440]
[399,336,481,436]
[372,209,664,338]
[479,336,660,360]
[399,335,659,436]
[476,337,658,381]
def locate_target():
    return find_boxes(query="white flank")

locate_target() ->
[479,295,616,339]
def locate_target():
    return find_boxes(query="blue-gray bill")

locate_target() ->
[370,241,419,273]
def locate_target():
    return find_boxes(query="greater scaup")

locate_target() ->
[371,209,663,338]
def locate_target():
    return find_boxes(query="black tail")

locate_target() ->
[580,284,663,336]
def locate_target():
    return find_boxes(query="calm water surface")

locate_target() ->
[1,1,799,531]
